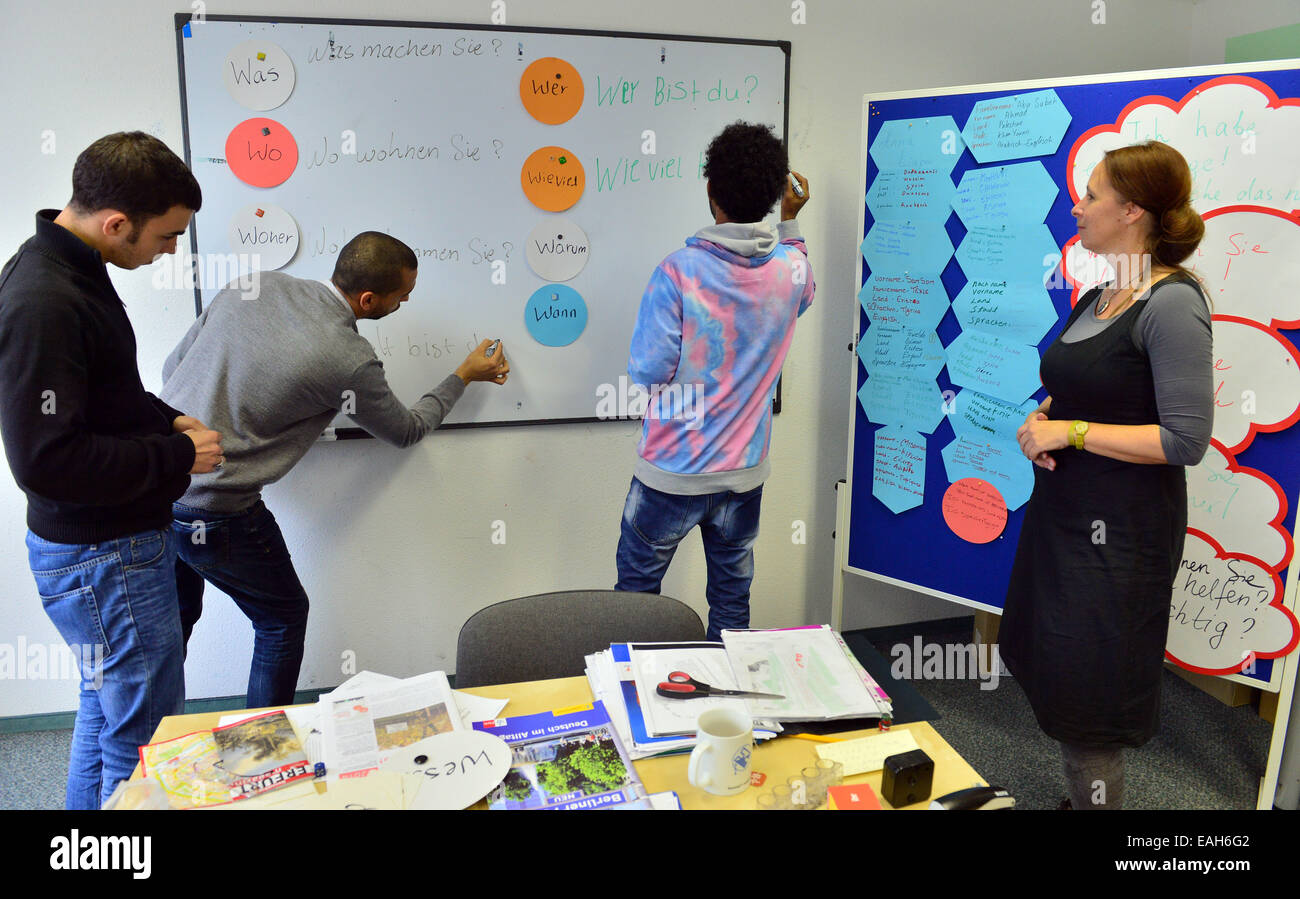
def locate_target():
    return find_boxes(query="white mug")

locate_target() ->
[687,707,754,796]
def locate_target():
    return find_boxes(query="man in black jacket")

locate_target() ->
[0,132,222,809]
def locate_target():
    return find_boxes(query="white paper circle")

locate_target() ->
[227,204,300,272]
[525,217,590,282]
[380,730,512,810]
[222,40,296,111]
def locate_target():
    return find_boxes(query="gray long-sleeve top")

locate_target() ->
[161,271,463,512]
[1059,277,1214,466]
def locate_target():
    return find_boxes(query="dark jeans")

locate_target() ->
[614,477,763,639]
[171,501,309,708]
[26,527,184,809]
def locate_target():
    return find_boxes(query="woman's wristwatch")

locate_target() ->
[1069,420,1089,450]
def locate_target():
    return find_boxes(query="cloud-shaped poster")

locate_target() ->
[1067,76,1300,217]
[1209,315,1300,454]
[1187,207,1300,329]
[1168,530,1299,675]
[1186,440,1292,572]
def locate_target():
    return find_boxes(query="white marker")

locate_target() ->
[788,172,805,198]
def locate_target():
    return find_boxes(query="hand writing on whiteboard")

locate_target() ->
[456,339,510,386]
[782,170,809,221]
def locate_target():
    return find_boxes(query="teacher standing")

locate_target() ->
[1001,141,1213,810]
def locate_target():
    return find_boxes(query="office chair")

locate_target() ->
[454,590,705,688]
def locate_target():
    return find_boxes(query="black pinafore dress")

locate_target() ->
[1000,280,1188,749]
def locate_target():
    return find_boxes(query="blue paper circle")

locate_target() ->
[525,284,588,347]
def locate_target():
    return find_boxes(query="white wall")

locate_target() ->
[2,0,1289,716]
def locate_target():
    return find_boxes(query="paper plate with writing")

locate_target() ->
[525,284,588,347]
[379,730,511,810]
[227,204,300,271]
[526,217,590,282]
[520,146,585,212]
[222,40,296,111]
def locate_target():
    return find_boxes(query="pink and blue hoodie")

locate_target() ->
[629,219,814,495]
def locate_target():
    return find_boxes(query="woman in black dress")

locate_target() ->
[1001,141,1213,809]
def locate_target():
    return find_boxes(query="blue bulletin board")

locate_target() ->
[846,61,1300,690]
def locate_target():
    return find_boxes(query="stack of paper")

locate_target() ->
[720,625,892,722]
[584,626,891,758]
[585,641,783,759]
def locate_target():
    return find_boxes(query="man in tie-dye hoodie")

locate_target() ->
[614,122,814,639]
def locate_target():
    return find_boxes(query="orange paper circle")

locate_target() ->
[521,146,585,212]
[520,57,584,125]
[942,478,1008,544]
[225,117,299,188]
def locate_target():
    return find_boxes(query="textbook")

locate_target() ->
[473,701,647,810]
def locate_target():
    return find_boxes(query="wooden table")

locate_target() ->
[141,675,986,809]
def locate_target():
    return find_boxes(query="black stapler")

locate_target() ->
[929,785,1016,810]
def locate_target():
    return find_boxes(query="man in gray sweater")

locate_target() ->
[160,231,508,707]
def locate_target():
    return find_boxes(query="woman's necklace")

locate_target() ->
[1096,273,1151,316]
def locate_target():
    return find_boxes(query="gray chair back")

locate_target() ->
[454,590,704,688]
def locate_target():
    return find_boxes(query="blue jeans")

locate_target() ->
[26,527,185,810]
[614,477,763,640]
[171,501,309,709]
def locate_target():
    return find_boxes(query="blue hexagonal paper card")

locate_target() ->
[944,330,1041,405]
[953,161,1059,229]
[858,371,947,434]
[867,168,955,224]
[960,89,1071,163]
[946,389,1040,444]
[955,223,1060,283]
[857,273,950,332]
[869,115,964,174]
[861,221,954,275]
[952,278,1059,345]
[940,433,1034,511]
[857,323,947,380]
[873,425,927,514]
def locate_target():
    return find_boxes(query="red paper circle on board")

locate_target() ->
[942,478,1008,544]
[225,117,299,188]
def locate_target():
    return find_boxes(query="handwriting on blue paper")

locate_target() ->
[861,221,954,275]
[961,89,1071,164]
[867,168,955,223]
[859,372,946,434]
[858,324,947,380]
[952,279,1059,345]
[945,330,1041,405]
[940,434,1034,511]
[869,116,964,173]
[955,223,1060,281]
[858,273,950,332]
[952,161,1058,229]
[948,389,1039,443]
[873,426,927,514]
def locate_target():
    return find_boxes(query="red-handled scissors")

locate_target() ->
[656,671,785,701]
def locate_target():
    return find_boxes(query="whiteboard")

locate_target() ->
[174,15,789,429]
[844,60,1300,691]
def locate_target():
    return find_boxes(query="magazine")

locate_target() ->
[139,710,313,808]
[473,702,646,810]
